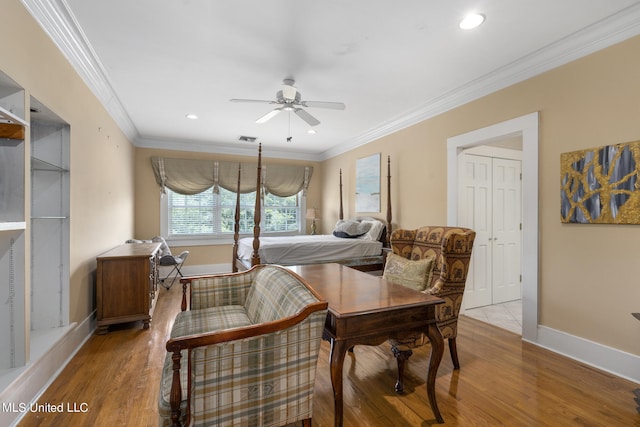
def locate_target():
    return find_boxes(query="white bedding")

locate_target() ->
[237,234,383,265]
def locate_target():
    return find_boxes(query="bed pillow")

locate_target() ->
[357,219,385,241]
[333,219,371,238]
[383,252,436,291]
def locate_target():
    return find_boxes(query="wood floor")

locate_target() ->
[18,282,640,426]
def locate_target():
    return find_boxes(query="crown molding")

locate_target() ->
[319,2,640,160]
[136,136,321,162]
[20,0,139,141]
[21,1,640,161]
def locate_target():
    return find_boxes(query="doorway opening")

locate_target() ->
[458,144,523,334]
[447,112,539,341]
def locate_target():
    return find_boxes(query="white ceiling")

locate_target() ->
[21,0,640,161]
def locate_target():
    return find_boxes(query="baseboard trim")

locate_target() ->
[159,263,232,279]
[185,263,231,275]
[526,325,640,384]
[0,312,95,427]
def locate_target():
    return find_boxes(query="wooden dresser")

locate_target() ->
[95,242,161,334]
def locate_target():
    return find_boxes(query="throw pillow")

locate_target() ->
[383,252,435,291]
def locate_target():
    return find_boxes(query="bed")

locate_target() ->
[232,144,392,272]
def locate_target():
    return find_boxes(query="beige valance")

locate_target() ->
[150,156,313,197]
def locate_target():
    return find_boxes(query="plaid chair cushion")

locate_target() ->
[171,305,251,338]
[160,306,253,425]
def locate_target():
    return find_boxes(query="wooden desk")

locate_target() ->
[287,263,445,425]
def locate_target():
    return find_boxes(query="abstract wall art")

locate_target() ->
[355,153,380,213]
[560,140,640,224]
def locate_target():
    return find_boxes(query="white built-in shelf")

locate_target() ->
[0,222,26,232]
[31,216,68,220]
[0,105,27,127]
[31,157,68,172]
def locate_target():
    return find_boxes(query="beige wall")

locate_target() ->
[322,35,640,355]
[1,1,136,323]
[134,147,322,266]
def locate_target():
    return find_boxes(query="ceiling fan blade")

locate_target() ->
[256,108,282,124]
[230,98,276,104]
[294,108,320,126]
[301,101,346,110]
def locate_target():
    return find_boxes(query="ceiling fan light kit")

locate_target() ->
[281,80,298,100]
[231,78,345,127]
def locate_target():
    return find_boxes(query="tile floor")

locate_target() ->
[462,299,522,335]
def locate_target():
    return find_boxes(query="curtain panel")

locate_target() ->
[150,156,313,197]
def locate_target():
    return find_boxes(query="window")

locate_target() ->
[165,187,303,239]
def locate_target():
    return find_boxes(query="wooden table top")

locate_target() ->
[286,263,443,317]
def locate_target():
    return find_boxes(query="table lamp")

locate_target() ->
[306,208,320,235]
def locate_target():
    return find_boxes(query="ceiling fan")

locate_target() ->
[230,78,345,127]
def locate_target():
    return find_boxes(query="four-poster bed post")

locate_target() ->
[386,155,392,246]
[339,168,344,221]
[231,164,241,272]
[251,144,262,267]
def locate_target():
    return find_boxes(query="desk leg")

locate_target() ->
[329,339,348,427]
[425,323,444,423]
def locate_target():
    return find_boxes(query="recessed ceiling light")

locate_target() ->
[185,113,198,120]
[307,129,316,134]
[459,13,485,30]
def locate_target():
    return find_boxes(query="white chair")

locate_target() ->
[152,236,189,290]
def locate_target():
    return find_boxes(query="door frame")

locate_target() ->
[447,112,539,342]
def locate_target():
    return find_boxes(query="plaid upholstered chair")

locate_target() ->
[158,265,328,427]
[384,226,475,393]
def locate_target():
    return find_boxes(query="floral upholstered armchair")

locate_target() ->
[158,265,328,427]
[384,226,475,393]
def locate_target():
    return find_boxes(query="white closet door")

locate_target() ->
[458,154,492,308]
[492,158,522,304]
